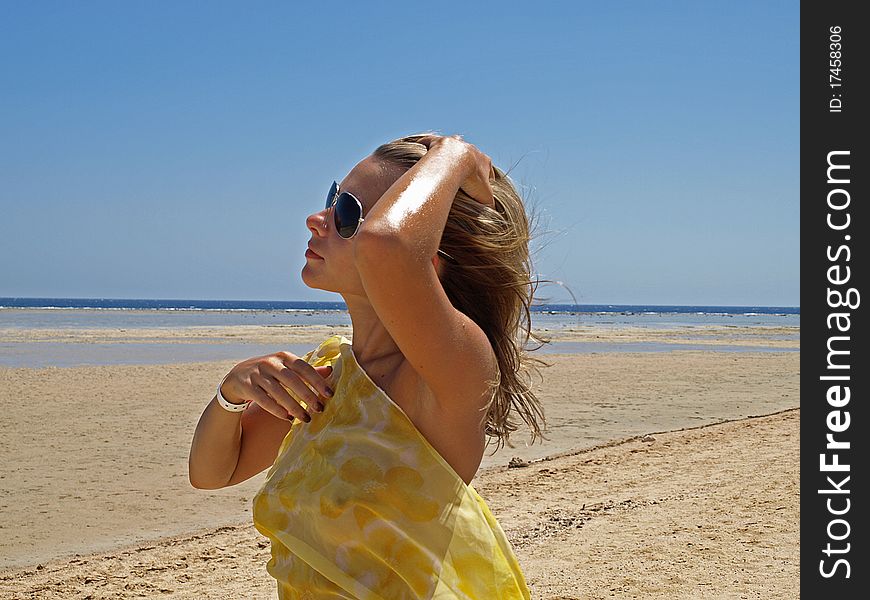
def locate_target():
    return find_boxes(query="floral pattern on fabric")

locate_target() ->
[252,334,531,599]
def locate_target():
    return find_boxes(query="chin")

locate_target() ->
[300,266,316,288]
[301,267,333,292]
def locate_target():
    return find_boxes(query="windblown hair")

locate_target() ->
[372,132,555,454]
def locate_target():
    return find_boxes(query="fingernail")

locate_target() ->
[325,387,334,397]
[304,413,311,423]
[315,402,324,412]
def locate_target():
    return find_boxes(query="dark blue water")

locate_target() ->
[0,297,800,330]
[0,297,345,311]
[0,297,800,314]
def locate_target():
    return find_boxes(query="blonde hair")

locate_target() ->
[372,132,554,453]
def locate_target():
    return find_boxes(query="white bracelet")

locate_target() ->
[216,373,248,413]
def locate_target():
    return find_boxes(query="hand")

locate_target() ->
[219,351,334,422]
[416,134,496,208]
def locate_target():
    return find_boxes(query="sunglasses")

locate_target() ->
[325,181,366,239]
[325,181,456,262]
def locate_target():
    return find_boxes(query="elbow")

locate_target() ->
[188,461,229,490]
[188,470,213,490]
[189,474,226,490]
[353,228,393,257]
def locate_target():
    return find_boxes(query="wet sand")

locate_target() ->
[0,323,800,348]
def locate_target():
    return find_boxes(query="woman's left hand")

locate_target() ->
[416,134,496,208]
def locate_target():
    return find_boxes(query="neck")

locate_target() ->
[342,293,404,369]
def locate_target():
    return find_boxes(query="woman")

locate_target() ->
[189,132,550,598]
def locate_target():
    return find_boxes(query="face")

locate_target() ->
[302,154,409,296]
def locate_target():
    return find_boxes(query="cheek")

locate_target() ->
[336,253,366,285]
[323,245,355,272]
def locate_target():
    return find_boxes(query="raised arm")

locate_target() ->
[352,136,499,410]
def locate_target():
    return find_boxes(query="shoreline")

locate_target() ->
[0,323,799,347]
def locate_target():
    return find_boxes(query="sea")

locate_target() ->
[0,298,800,367]
[0,297,799,329]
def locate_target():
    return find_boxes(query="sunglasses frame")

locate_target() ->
[325,181,366,239]
[325,181,457,263]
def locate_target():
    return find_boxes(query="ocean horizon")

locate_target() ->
[0,296,800,332]
[0,296,799,314]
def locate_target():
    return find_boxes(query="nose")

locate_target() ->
[307,208,329,236]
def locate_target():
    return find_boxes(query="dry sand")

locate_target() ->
[0,325,799,598]
[0,411,799,599]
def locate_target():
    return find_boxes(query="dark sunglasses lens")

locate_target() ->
[325,181,338,210]
[333,193,361,238]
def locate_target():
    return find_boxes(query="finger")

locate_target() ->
[314,365,334,386]
[461,176,496,208]
[416,135,441,149]
[260,370,320,416]
[245,383,297,422]
[255,373,313,422]
[283,376,325,414]
[314,364,333,377]
[264,370,320,409]
[276,352,334,399]
[481,161,496,205]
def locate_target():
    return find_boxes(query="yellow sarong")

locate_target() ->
[252,334,531,599]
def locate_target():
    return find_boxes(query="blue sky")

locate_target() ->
[0,1,799,306]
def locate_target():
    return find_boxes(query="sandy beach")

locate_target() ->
[0,324,799,598]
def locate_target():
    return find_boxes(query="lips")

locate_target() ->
[306,244,323,259]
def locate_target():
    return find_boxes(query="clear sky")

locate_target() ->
[0,1,799,306]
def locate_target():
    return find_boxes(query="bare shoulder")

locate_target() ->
[395,331,497,420]
[393,342,494,485]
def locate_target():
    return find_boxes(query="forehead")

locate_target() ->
[339,155,405,211]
